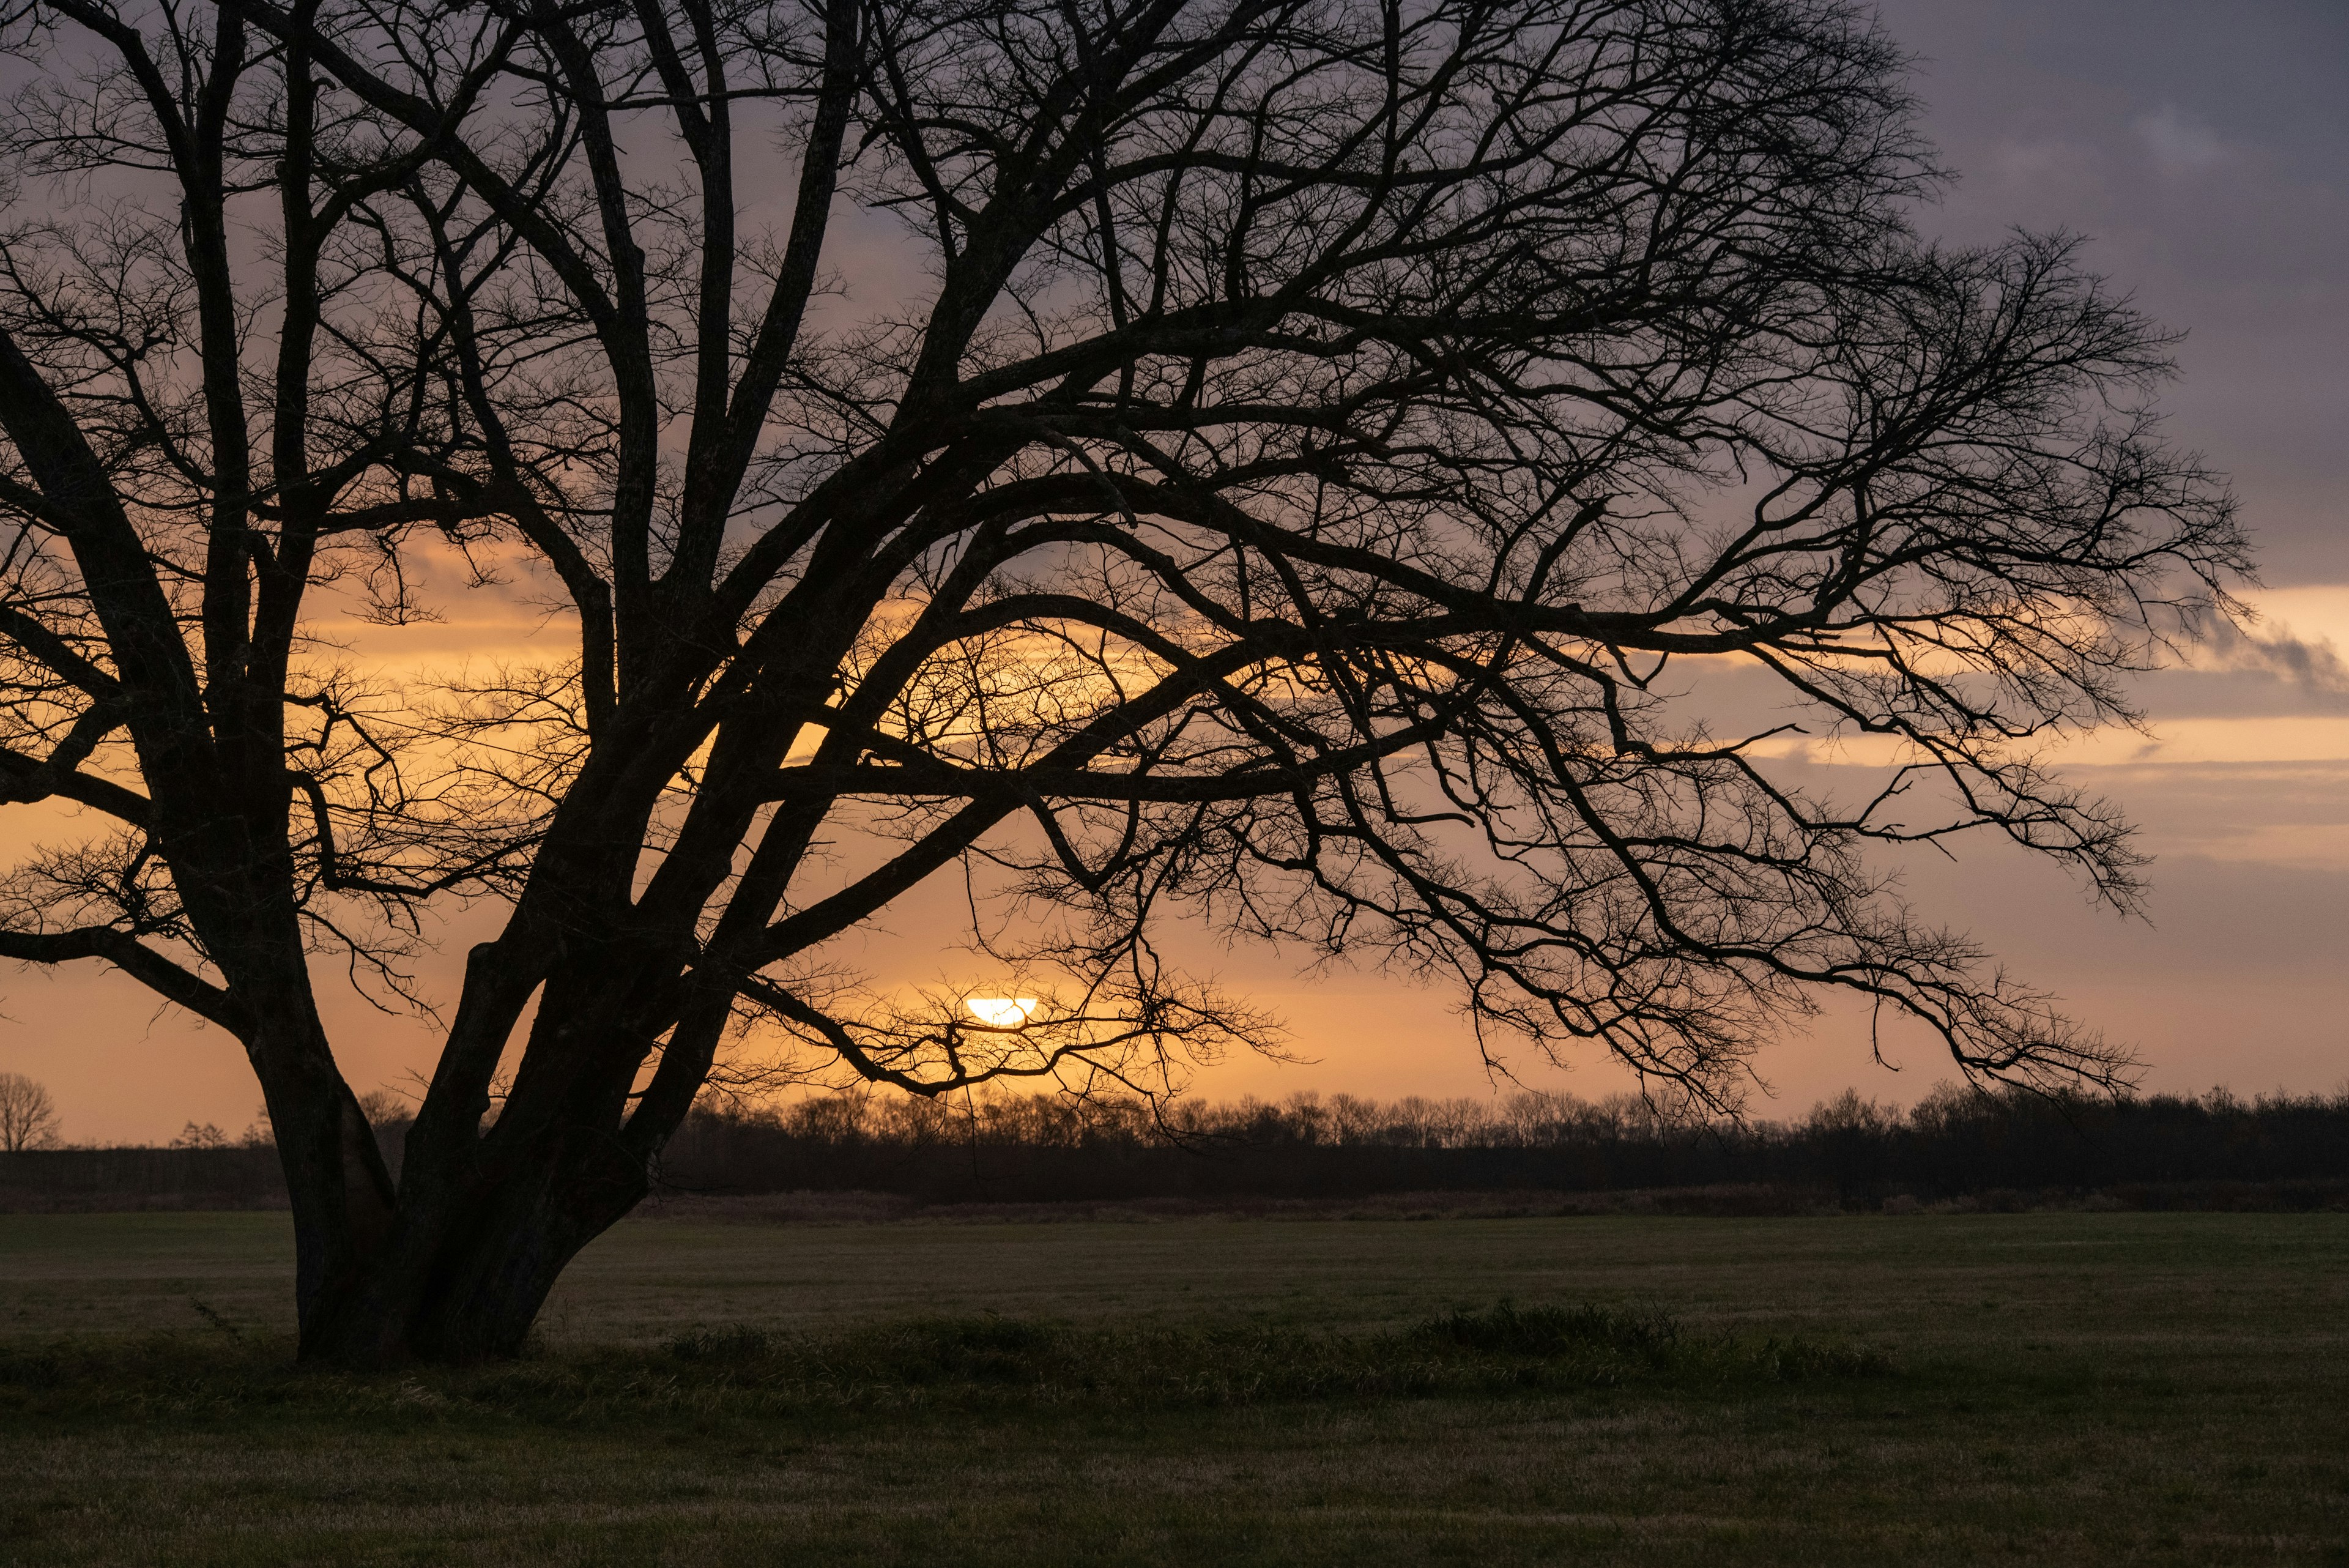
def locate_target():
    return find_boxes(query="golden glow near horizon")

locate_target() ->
[965,997,1042,1028]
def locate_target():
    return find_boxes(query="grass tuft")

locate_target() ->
[1411,1299,1684,1357]
[655,1302,1892,1406]
[1408,1299,1893,1384]
[0,1301,1892,1429]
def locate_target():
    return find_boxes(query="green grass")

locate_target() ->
[4,1211,2348,1564]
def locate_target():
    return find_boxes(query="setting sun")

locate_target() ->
[965,998,1042,1028]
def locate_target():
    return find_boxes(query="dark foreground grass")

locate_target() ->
[2,1212,2347,1565]
[2,1301,1887,1429]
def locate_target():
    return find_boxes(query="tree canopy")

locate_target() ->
[0,0,2241,1359]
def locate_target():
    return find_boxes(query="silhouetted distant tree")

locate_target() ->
[0,1071,61,1150]
[0,0,2241,1361]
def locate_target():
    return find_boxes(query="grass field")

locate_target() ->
[4,1209,2347,1564]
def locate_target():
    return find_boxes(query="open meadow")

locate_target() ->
[4,1209,2347,1565]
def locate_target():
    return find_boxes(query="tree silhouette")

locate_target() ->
[0,0,2240,1361]
[0,1072,61,1151]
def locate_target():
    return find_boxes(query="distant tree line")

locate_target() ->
[647,1084,2349,1210]
[7,1084,2348,1213]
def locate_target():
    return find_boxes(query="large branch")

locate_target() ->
[0,327,210,742]
[0,732,154,824]
[680,0,863,583]
[0,924,248,1033]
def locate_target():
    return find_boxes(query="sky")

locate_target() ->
[5,0,2348,1143]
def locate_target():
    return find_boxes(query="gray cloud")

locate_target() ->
[2132,103,2228,173]
[2181,613,2349,707]
[1875,0,2349,584]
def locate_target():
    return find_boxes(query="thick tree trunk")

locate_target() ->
[247,1005,401,1354]
[287,903,700,1364]
[296,1120,653,1365]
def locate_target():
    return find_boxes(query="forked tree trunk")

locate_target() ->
[272,890,714,1364]
[292,1113,656,1364]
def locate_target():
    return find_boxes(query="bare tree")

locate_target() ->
[171,1120,231,1150]
[0,0,2241,1362]
[0,1071,61,1150]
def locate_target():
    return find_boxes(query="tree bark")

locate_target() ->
[258,1016,401,1354]
[297,1112,650,1365]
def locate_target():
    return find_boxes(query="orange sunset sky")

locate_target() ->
[5,0,2348,1144]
